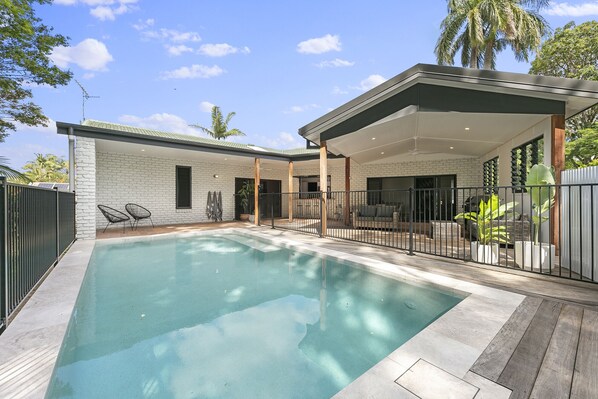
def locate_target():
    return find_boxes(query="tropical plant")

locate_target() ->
[238,180,254,214]
[565,124,598,169]
[435,0,549,69]
[525,164,555,244]
[455,194,516,244]
[23,153,68,182]
[0,0,72,141]
[190,106,245,140]
[0,156,28,181]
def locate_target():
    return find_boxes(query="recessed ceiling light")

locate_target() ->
[380,152,385,155]
[465,127,470,131]
[224,158,228,160]
[450,146,454,150]
[141,149,145,152]
[371,137,376,140]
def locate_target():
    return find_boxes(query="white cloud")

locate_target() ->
[331,86,348,95]
[118,113,200,136]
[198,43,251,57]
[142,28,201,43]
[14,119,57,135]
[82,72,95,79]
[133,18,155,31]
[352,74,387,91]
[166,44,193,56]
[283,104,320,114]
[160,64,224,80]
[199,101,215,112]
[315,58,355,68]
[51,38,114,71]
[55,0,138,21]
[297,34,341,54]
[247,132,303,150]
[546,2,598,16]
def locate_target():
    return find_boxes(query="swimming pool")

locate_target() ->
[46,233,464,398]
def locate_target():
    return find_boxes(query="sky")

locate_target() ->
[2,0,598,171]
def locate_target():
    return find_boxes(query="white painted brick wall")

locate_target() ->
[75,137,96,239]
[95,151,289,229]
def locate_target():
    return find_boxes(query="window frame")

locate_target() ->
[511,136,543,192]
[176,165,192,209]
[483,157,499,192]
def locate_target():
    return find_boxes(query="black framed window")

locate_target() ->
[176,166,192,209]
[511,136,543,191]
[483,157,499,192]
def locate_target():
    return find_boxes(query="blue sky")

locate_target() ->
[2,0,598,171]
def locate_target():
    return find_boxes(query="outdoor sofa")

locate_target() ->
[352,204,402,230]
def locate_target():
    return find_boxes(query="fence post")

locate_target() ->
[0,177,7,332]
[271,195,274,229]
[408,187,414,256]
[54,187,60,258]
[319,192,323,238]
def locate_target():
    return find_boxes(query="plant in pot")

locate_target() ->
[455,194,516,265]
[237,180,254,222]
[514,164,556,272]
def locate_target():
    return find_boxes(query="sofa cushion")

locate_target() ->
[376,205,395,218]
[375,216,393,222]
[359,205,377,217]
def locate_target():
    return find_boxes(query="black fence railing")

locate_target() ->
[0,178,76,334]
[258,184,598,284]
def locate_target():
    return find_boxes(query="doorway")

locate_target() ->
[234,178,282,220]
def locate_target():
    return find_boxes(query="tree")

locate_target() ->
[0,0,72,141]
[190,106,245,140]
[23,153,68,182]
[435,0,549,69]
[530,21,598,138]
[0,156,27,181]
[565,124,598,169]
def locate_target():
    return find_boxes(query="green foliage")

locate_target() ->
[190,105,245,140]
[436,0,549,69]
[237,180,254,214]
[455,194,516,244]
[23,153,68,182]
[0,0,72,141]
[0,156,28,181]
[530,21,598,137]
[565,124,598,169]
[525,164,555,244]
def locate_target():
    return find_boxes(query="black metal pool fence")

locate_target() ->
[0,177,76,334]
[258,184,598,285]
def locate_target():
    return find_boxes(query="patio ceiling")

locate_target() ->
[299,64,598,164]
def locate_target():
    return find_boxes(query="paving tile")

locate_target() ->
[463,371,512,399]
[396,359,479,399]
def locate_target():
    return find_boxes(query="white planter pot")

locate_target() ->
[248,215,255,223]
[470,242,499,265]
[514,241,555,272]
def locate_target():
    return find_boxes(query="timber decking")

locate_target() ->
[471,297,598,399]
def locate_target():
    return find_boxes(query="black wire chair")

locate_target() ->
[125,203,154,230]
[98,205,131,233]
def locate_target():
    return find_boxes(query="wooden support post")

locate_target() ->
[254,158,260,226]
[320,142,328,236]
[288,161,294,222]
[551,115,565,253]
[344,157,350,226]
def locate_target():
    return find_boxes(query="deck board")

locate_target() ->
[571,309,598,399]
[529,304,583,399]
[470,296,543,381]
[497,300,562,399]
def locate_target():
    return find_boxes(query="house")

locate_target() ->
[57,64,598,240]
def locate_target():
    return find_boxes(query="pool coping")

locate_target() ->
[0,227,524,398]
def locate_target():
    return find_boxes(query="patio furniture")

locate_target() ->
[467,218,532,245]
[430,221,462,242]
[125,203,154,230]
[98,205,131,233]
[352,204,402,230]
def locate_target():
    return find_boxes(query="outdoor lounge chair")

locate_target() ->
[125,203,154,230]
[98,205,131,233]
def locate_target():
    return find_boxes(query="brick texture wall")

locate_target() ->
[75,137,96,239]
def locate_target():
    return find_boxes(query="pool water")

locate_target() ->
[46,234,463,399]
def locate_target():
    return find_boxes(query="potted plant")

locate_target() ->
[514,164,556,272]
[237,180,254,222]
[455,194,516,265]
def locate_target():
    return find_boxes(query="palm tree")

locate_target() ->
[435,0,549,70]
[23,153,68,182]
[190,106,245,140]
[0,156,28,181]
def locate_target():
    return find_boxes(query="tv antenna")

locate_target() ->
[74,79,99,121]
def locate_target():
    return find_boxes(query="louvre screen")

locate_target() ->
[483,157,499,192]
[176,166,192,209]
[511,136,543,191]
